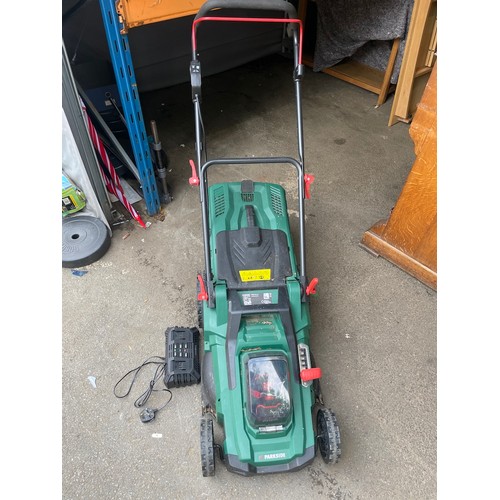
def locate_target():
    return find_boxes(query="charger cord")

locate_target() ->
[113,356,173,417]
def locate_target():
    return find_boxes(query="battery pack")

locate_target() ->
[164,327,201,388]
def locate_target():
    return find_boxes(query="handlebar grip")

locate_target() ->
[194,0,298,21]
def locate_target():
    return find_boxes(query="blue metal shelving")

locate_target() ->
[98,0,161,216]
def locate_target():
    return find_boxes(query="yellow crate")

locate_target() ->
[116,0,205,32]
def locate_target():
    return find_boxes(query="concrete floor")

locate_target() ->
[62,53,436,499]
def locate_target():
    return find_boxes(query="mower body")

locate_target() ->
[201,181,317,474]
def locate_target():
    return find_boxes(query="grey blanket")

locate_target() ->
[313,0,414,84]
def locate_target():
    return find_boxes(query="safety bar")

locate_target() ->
[198,157,307,307]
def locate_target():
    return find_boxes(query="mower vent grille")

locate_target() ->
[270,186,284,216]
[214,187,226,217]
[241,193,254,202]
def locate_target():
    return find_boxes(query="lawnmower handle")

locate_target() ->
[194,0,298,21]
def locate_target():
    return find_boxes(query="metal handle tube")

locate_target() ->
[293,29,305,167]
[290,30,307,281]
[193,97,213,296]
[194,98,204,181]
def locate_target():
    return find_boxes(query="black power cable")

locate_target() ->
[113,356,173,422]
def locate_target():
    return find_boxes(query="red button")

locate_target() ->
[300,367,322,382]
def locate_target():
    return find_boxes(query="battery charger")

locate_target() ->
[164,326,201,388]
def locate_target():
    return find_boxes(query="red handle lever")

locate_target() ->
[300,367,322,382]
[197,274,208,301]
[189,159,200,186]
[306,277,318,296]
[304,173,315,199]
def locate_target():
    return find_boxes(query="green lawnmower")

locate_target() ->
[189,0,341,476]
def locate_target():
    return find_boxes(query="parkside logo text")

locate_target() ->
[259,452,286,460]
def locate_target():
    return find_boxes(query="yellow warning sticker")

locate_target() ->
[239,269,271,282]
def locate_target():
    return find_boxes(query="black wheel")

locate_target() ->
[316,407,341,464]
[200,416,215,477]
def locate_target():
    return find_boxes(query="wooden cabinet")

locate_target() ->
[360,63,437,289]
[388,0,437,125]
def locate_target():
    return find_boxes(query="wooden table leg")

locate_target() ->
[376,38,401,107]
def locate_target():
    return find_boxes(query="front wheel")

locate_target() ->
[316,407,341,464]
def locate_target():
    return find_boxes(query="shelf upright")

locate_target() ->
[98,0,160,215]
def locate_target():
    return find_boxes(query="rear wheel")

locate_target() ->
[200,416,215,476]
[316,407,341,464]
